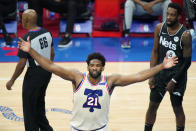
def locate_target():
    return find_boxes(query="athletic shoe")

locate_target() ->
[58,36,72,48]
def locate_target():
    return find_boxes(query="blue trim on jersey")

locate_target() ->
[104,76,110,96]
[74,73,86,93]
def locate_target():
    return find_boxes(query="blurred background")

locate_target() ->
[0,0,196,62]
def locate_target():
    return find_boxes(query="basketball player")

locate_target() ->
[6,9,54,131]
[18,37,177,131]
[144,3,192,131]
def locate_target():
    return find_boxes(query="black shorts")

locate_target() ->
[150,87,184,107]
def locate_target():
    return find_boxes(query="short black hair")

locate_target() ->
[86,52,106,66]
[168,2,182,15]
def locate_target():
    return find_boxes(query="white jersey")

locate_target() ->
[70,73,111,130]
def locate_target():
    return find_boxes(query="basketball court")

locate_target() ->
[0,37,196,131]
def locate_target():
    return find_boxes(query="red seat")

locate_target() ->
[92,0,122,37]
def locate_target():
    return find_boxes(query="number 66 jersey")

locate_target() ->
[70,73,111,130]
[18,27,53,67]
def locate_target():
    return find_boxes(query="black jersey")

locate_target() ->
[155,22,187,88]
[17,27,53,67]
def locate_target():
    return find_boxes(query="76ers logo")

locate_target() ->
[83,89,102,112]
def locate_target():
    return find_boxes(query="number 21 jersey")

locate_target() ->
[70,73,110,130]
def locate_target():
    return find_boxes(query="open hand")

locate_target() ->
[18,36,31,52]
[163,55,178,69]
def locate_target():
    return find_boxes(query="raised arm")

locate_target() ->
[107,55,178,87]
[18,37,83,84]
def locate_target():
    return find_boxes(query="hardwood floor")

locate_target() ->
[1,62,196,131]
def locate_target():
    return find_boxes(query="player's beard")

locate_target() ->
[166,19,178,27]
[89,71,102,79]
